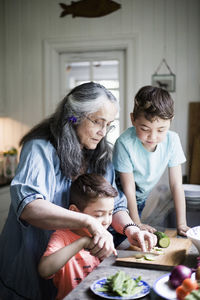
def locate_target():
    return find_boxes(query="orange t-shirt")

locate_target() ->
[42,229,100,300]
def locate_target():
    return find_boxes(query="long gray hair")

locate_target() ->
[20,82,118,178]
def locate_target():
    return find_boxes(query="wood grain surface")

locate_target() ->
[190,134,200,184]
[188,102,200,183]
[116,229,192,271]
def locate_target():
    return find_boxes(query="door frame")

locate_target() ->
[43,35,138,130]
[59,50,124,133]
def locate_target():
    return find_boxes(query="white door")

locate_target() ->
[59,50,125,145]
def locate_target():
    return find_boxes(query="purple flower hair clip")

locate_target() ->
[68,115,77,123]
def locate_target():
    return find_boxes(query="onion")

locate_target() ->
[169,265,192,288]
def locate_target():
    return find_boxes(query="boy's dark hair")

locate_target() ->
[69,173,118,211]
[133,85,174,121]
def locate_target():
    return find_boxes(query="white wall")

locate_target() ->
[1,0,200,176]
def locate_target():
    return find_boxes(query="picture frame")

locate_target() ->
[151,73,176,92]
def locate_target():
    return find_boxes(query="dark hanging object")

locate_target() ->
[151,58,176,93]
[59,0,121,18]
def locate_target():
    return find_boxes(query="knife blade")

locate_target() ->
[116,249,160,259]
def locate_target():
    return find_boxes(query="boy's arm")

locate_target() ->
[168,165,190,236]
[119,172,155,232]
[38,236,91,278]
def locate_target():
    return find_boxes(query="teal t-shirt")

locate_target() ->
[112,126,186,201]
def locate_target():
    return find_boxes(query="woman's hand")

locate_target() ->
[125,225,157,252]
[137,223,156,233]
[86,216,117,260]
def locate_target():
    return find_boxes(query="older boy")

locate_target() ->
[113,85,189,236]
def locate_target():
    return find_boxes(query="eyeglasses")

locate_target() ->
[86,116,115,133]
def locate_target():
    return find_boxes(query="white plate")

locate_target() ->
[90,277,150,299]
[183,184,200,192]
[153,273,195,300]
[185,193,200,199]
[186,200,200,206]
[183,184,200,197]
[186,197,200,202]
[185,196,200,200]
[153,273,176,300]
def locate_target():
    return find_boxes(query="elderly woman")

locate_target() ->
[0,82,156,300]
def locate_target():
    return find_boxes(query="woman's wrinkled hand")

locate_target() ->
[86,216,117,260]
[125,226,157,252]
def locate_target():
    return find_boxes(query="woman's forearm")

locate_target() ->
[126,194,140,224]
[20,198,90,230]
[21,199,116,259]
[112,210,133,234]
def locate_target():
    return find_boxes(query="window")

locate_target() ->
[60,51,124,145]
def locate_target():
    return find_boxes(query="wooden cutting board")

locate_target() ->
[116,230,192,271]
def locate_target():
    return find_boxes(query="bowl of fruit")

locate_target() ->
[170,259,200,299]
[153,260,200,299]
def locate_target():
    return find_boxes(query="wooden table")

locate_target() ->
[64,234,198,300]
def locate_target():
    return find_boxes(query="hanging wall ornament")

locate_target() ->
[59,0,121,18]
[152,58,176,92]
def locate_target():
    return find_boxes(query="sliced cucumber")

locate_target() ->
[144,254,157,261]
[153,247,164,254]
[158,236,170,248]
[154,231,170,248]
[135,257,145,262]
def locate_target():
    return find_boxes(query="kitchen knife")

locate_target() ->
[116,249,160,259]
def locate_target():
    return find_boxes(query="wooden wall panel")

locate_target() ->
[188,102,200,183]
[190,135,200,184]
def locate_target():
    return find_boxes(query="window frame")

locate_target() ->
[43,36,138,133]
[59,50,124,138]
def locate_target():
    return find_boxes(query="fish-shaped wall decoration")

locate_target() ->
[59,0,121,18]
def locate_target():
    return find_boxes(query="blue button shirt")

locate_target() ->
[0,139,127,300]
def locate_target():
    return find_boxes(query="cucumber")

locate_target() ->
[154,231,170,248]
[144,254,157,261]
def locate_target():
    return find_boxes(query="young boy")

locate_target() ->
[38,173,118,299]
[113,85,190,236]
